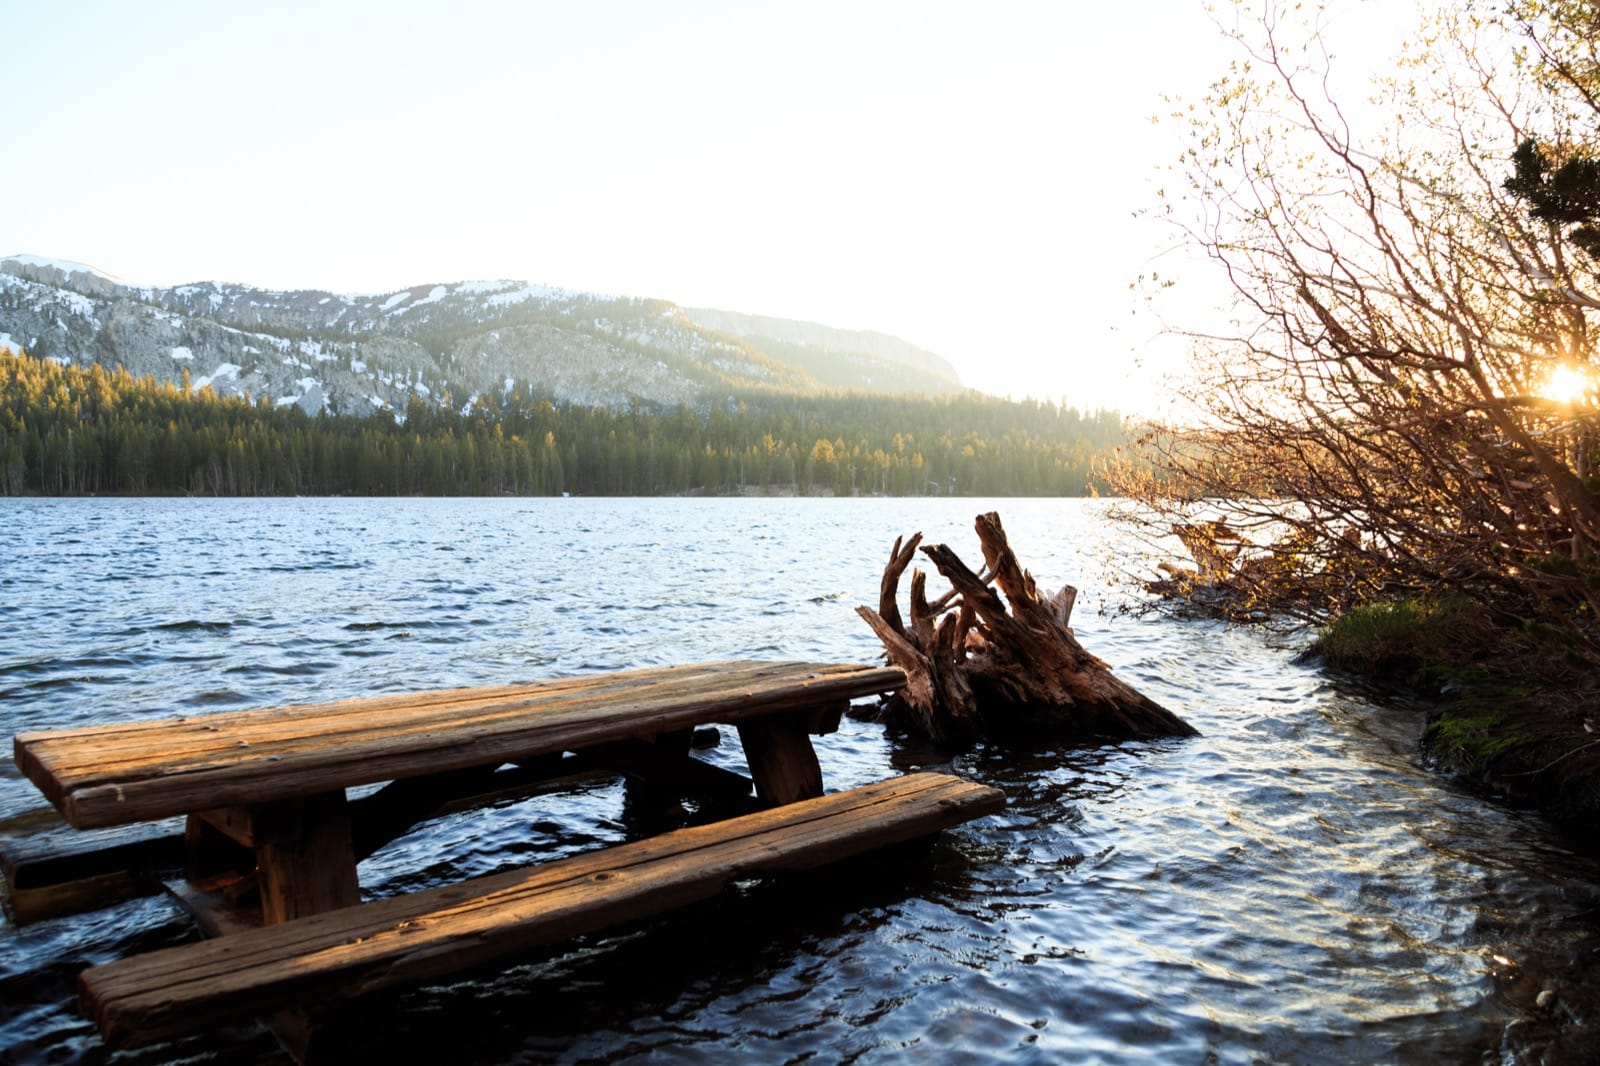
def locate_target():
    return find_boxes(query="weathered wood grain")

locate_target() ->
[737,713,825,805]
[15,661,904,829]
[80,772,1003,1049]
[858,514,1197,743]
[252,792,361,924]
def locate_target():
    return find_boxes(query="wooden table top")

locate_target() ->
[14,660,904,830]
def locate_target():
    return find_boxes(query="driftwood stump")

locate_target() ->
[856,512,1198,744]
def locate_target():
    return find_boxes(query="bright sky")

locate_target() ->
[0,1,1396,412]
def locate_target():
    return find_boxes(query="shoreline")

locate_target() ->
[1422,690,1600,845]
[1309,649,1600,851]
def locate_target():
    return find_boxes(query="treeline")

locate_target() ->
[0,349,1124,497]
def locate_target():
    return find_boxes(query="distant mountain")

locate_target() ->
[680,308,963,393]
[0,255,964,418]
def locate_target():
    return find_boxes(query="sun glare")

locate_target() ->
[1539,364,1594,405]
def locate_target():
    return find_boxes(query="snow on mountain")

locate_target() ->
[0,257,965,416]
[2,254,121,282]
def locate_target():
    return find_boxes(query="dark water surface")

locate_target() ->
[1,498,1596,1064]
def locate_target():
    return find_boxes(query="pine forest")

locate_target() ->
[0,349,1123,498]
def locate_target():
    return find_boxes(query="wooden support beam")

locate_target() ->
[805,699,848,736]
[195,806,257,847]
[166,875,265,938]
[348,764,504,861]
[576,735,755,803]
[250,791,360,925]
[183,814,254,884]
[737,712,824,805]
[1,822,183,925]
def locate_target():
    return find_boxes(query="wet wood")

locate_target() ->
[14,660,904,830]
[346,764,508,859]
[0,822,183,924]
[736,712,825,805]
[858,512,1198,743]
[79,772,1004,1050]
[4,870,154,927]
[194,805,257,847]
[251,792,361,925]
[574,738,755,803]
[3,743,755,926]
[0,821,184,891]
[2,763,601,925]
[168,874,266,938]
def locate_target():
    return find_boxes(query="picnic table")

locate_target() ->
[9,659,1004,1055]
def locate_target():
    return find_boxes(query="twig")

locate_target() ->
[1503,739,1600,778]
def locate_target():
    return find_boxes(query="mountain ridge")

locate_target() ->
[680,307,963,393]
[0,255,965,418]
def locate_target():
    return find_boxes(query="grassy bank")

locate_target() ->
[1312,600,1600,840]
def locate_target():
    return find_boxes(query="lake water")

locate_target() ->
[1,497,1597,1064]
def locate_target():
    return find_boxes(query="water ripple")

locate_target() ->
[0,497,1597,1065]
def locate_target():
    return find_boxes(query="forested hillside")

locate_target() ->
[0,349,1121,497]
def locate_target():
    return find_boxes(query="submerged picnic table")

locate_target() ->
[10,659,1004,1054]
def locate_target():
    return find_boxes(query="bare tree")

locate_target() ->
[1114,1,1600,646]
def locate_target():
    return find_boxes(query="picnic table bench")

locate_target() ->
[9,659,1004,1054]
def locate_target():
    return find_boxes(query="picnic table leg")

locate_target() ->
[737,711,825,805]
[182,790,361,929]
[251,791,361,924]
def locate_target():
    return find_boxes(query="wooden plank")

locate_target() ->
[16,661,905,829]
[24,664,858,802]
[1,761,618,924]
[18,662,886,777]
[1,822,183,891]
[20,663,763,798]
[80,772,1003,1048]
[6,870,167,927]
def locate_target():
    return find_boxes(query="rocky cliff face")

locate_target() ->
[0,256,964,416]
